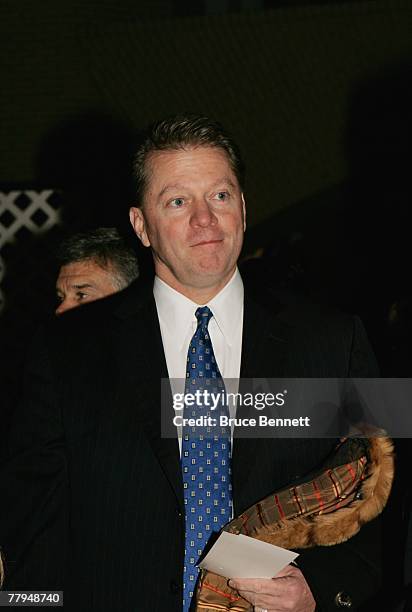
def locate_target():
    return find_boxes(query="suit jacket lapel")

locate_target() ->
[239,293,287,379]
[233,293,289,507]
[109,282,291,514]
[112,284,183,510]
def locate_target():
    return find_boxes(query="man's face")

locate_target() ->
[55,259,118,315]
[129,146,246,296]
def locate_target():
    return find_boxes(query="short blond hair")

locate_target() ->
[133,114,245,205]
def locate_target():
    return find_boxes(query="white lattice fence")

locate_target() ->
[0,189,62,312]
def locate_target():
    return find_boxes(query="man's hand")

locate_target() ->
[229,564,316,612]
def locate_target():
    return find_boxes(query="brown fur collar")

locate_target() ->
[254,437,394,550]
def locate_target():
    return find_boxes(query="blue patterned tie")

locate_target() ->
[181,307,232,611]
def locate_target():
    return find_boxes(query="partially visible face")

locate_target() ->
[55,259,118,315]
[129,146,246,297]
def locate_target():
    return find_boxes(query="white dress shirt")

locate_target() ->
[154,269,244,453]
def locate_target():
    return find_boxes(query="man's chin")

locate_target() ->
[188,263,236,287]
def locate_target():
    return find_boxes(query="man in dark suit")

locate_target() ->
[2,115,384,611]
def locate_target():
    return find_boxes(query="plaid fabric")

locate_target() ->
[195,438,369,611]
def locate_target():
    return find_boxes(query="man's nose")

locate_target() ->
[189,198,217,228]
[55,299,71,315]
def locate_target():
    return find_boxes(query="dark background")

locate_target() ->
[1,0,410,226]
[1,0,412,605]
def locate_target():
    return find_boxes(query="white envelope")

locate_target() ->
[198,531,299,579]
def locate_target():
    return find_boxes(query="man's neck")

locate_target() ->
[155,269,237,305]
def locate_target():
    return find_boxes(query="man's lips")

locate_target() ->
[190,239,223,247]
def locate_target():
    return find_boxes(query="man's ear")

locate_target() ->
[129,207,151,247]
[241,193,247,232]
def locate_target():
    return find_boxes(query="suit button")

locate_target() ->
[334,591,352,607]
[170,580,180,594]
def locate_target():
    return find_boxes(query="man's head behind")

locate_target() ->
[130,114,246,302]
[56,227,139,315]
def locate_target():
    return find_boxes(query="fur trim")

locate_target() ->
[254,437,394,550]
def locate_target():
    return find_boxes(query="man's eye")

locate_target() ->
[77,292,88,301]
[215,191,229,201]
[170,197,184,207]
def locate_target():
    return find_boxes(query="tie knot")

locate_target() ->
[195,306,213,328]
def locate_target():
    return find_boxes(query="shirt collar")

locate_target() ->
[153,269,243,350]
[208,269,243,346]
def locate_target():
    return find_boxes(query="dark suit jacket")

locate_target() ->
[1,281,382,611]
